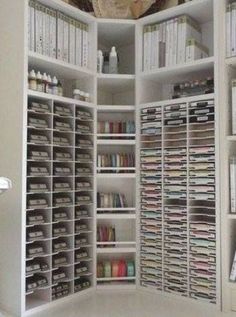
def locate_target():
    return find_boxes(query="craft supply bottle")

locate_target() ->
[47,75,52,94]
[103,52,109,74]
[42,73,48,93]
[97,50,104,73]
[80,91,85,101]
[52,76,58,95]
[84,93,90,102]
[29,69,37,91]
[57,81,63,96]
[109,46,118,74]
[36,71,43,92]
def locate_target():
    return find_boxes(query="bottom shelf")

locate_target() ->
[96,280,136,290]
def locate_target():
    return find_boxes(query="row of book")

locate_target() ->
[28,0,89,67]
[97,192,127,208]
[97,260,135,279]
[97,121,135,135]
[226,2,236,58]
[143,15,209,71]
[97,154,135,170]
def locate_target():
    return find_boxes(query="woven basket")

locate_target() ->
[92,0,155,19]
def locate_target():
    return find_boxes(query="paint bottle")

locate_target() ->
[36,71,43,92]
[42,73,48,93]
[52,76,58,95]
[47,75,52,94]
[57,81,63,96]
[28,69,37,91]
[109,47,118,74]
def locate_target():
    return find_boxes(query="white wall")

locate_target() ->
[0,0,27,315]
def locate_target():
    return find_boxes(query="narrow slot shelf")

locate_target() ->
[28,90,94,108]
[97,134,136,138]
[97,277,136,282]
[97,214,136,219]
[140,57,215,84]
[97,208,135,212]
[97,105,135,112]
[96,282,136,290]
[97,139,135,145]
[28,51,94,80]
[96,247,136,254]
[97,173,136,179]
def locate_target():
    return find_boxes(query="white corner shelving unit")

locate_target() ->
[0,0,231,316]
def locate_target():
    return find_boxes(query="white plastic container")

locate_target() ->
[109,46,118,74]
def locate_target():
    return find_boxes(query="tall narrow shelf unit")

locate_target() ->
[0,0,229,316]
[96,19,137,290]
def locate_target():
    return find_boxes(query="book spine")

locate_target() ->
[76,21,82,66]
[227,4,232,58]
[63,15,69,63]
[232,4,236,57]
[69,18,76,65]
[28,1,31,51]
[35,2,43,54]
[49,9,57,59]
[173,18,178,66]
[57,12,64,60]
[233,81,236,134]
[230,251,236,281]
[45,7,50,57]
[82,24,88,68]
[230,158,236,213]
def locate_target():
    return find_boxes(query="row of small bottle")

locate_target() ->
[28,69,63,96]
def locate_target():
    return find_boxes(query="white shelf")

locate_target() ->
[97,19,135,47]
[227,135,236,141]
[97,105,135,112]
[97,139,135,145]
[141,93,215,108]
[97,277,136,282]
[97,208,135,212]
[97,214,136,219]
[96,247,136,254]
[28,90,94,108]
[28,51,94,80]
[97,241,136,246]
[97,134,135,138]
[228,214,236,219]
[97,173,136,179]
[96,283,136,290]
[140,57,215,84]
[139,0,213,25]
[97,74,135,93]
[32,0,95,24]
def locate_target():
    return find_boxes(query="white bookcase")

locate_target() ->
[0,0,232,316]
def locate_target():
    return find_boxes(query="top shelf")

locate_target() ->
[97,19,135,47]
[138,0,213,26]
[28,52,94,80]
[36,0,95,24]
[140,57,214,84]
